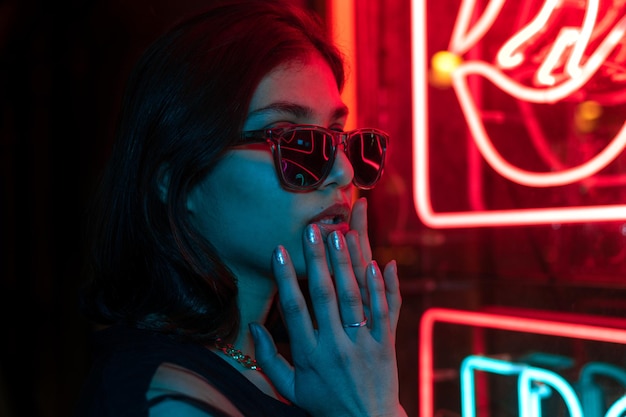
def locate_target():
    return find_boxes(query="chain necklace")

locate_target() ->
[214,339,262,371]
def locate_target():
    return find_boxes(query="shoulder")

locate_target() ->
[78,325,309,417]
[148,362,245,417]
[76,325,216,416]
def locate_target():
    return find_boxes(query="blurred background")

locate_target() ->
[3,0,626,416]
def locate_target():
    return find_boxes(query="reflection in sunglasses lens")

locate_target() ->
[349,133,385,187]
[278,129,385,189]
[280,131,333,188]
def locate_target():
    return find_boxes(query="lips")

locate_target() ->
[309,203,351,240]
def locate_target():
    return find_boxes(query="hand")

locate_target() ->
[346,198,401,335]
[251,198,406,417]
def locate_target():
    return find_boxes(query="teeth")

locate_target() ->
[319,217,336,225]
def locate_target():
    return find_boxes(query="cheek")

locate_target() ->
[191,154,278,234]
[188,153,307,272]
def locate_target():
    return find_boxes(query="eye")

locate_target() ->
[266,121,299,129]
[329,124,345,133]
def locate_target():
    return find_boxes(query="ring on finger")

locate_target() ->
[342,318,368,328]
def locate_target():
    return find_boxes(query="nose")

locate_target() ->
[321,145,354,189]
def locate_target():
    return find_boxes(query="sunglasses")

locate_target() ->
[236,124,389,191]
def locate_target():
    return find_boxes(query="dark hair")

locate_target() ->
[80,0,345,342]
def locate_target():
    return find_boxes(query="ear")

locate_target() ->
[185,184,200,213]
[158,164,200,212]
[156,164,170,204]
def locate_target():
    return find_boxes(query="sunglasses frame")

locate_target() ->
[237,124,389,191]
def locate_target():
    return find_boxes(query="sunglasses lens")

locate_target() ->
[347,132,386,188]
[278,129,333,189]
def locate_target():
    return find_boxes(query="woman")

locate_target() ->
[75,0,406,416]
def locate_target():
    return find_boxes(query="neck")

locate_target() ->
[214,276,287,401]
[231,271,279,360]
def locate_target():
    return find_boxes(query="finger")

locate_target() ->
[272,245,316,347]
[249,323,296,402]
[327,231,365,331]
[348,197,372,262]
[347,197,372,292]
[346,198,372,316]
[383,260,402,336]
[345,230,371,324]
[345,230,368,289]
[304,224,342,334]
[365,260,392,342]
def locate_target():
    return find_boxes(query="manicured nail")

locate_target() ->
[331,231,344,250]
[307,224,320,244]
[368,260,379,276]
[249,322,260,341]
[275,245,287,265]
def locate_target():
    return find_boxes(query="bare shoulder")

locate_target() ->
[147,362,245,417]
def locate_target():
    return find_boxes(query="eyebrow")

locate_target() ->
[246,101,349,122]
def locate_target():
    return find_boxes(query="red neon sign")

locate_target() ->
[412,0,626,227]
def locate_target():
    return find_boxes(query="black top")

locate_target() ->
[74,325,308,417]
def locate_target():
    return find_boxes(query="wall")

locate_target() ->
[356,0,626,415]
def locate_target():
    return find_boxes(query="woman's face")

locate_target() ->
[187,52,355,281]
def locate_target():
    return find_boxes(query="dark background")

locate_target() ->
[1,1,319,416]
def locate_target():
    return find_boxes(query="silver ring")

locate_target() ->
[342,318,368,328]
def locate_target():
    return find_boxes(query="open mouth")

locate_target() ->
[317,215,345,225]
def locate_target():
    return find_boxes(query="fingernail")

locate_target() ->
[368,260,379,276]
[249,323,259,341]
[390,259,397,272]
[331,231,344,250]
[275,245,287,265]
[307,224,319,244]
